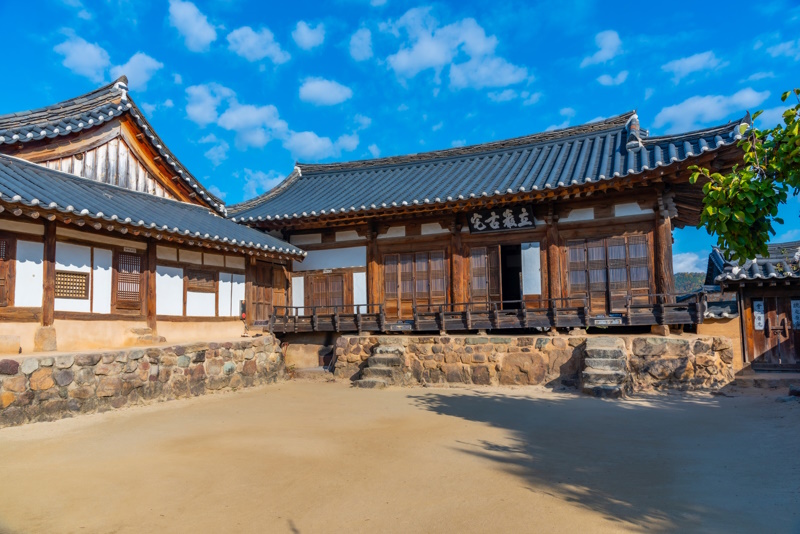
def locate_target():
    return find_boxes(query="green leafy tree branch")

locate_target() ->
[689,88,800,264]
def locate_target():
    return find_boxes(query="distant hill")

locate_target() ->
[675,272,705,294]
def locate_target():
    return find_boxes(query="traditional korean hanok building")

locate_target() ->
[0,79,304,354]
[707,242,800,370]
[230,111,747,335]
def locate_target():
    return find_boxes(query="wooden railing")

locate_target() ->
[258,293,706,334]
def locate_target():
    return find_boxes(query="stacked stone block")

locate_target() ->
[0,336,284,428]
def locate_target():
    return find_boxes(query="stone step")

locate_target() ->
[293,367,335,381]
[368,355,403,367]
[584,336,626,359]
[354,378,387,389]
[373,345,405,355]
[582,385,625,398]
[584,358,627,372]
[361,366,396,379]
[581,370,627,386]
[732,374,800,390]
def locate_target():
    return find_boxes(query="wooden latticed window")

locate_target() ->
[384,250,448,319]
[311,274,344,315]
[55,271,90,299]
[115,252,142,311]
[470,246,501,310]
[186,269,217,292]
[0,238,12,307]
[567,235,653,314]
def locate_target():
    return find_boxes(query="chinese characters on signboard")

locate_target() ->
[468,205,535,234]
[753,300,765,330]
[791,300,800,327]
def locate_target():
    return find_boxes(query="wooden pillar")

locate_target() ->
[366,224,381,309]
[545,208,561,303]
[145,239,157,333]
[449,218,467,306]
[41,221,56,327]
[654,214,675,302]
[245,257,255,328]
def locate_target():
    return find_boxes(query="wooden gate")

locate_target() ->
[750,297,798,369]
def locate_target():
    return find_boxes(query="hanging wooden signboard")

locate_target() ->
[467,205,535,234]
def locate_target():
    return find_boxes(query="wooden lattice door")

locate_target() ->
[469,246,501,311]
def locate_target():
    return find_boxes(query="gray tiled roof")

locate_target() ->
[230,111,748,223]
[709,242,800,284]
[0,77,225,214]
[0,154,305,258]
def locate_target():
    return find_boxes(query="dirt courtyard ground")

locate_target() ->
[0,381,798,534]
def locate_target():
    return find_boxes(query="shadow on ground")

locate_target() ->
[411,390,800,533]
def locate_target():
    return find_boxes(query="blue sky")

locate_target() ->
[1,0,799,272]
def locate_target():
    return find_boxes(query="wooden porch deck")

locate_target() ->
[259,295,706,334]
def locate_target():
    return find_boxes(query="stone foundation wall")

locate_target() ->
[0,335,284,428]
[333,334,735,392]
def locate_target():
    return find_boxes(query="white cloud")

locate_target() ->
[661,51,724,83]
[397,103,409,111]
[653,88,770,133]
[645,88,654,100]
[756,106,789,128]
[354,114,372,130]
[368,144,380,157]
[110,52,163,91]
[163,99,174,108]
[53,36,110,83]
[168,0,217,52]
[350,28,373,61]
[283,131,359,160]
[173,73,183,84]
[766,40,800,60]
[673,252,706,273]
[774,229,800,243]
[385,7,527,90]
[243,169,285,198]
[217,102,288,148]
[451,139,466,147]
[432,121,443,131]
[227,26,290,64]
[199,133,229,166]
[78,9,91,19]
[523,92,542,106]
[299,77,353,106]
[292,21,325,50]
[488,89,516,102]
[207,185,227,200]
[185,83,235,126]
[141,103,156,114]
[597,70,628,86]
[546,107,575,131]
[371,0,387,5]
[580,30,621,67]
[745,71,774,82]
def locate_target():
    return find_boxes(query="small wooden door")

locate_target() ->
[309,274,344,315]
[252,261,273,321]
[0,237,15,307]
[751,297,798,368]
[470,246,501,310]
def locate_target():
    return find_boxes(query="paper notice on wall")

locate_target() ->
[753,300,765,330]
[791,300,800,327]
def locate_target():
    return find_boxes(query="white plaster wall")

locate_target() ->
[290,233,322,245]
[421,223,448,235]
[56,227,145,250]
[156,265,184,316]
[218,273,232,317]
[180,250,203,265]
[15,241,44,307]
[156,246,178,261]
[225,256,245,270]
[521,242,542,296]
[92,248,113,314]
[204,253,225,267]
[335,230,362,242]
[292,275,305,315]
[231,274,245,317]
[378,226,405,239]
[614,202,654,217]
[561,207,594,223]
[353,271,367,313]
[55,242,92,313]
[1,220,43,236]
[292,247,366,271]
[186,291,216,317]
